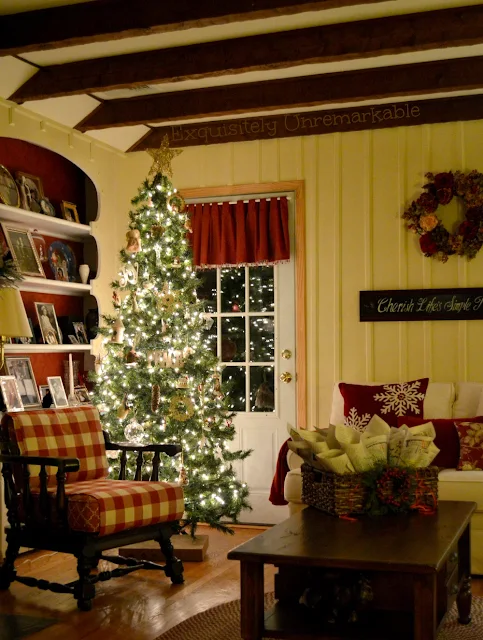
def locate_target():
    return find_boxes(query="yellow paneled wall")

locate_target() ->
[173,121,483,428]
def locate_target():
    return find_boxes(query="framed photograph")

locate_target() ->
[13,318,36,345]
[34,302,63,345]
[5,357,41,408]
[47,376,69,408]
[0,376,24,412]
[39,197,56,217]
[60,201,80,224]
[68,335,79,344]
[2,224,45,278]
[0,165,20,208]
[15,172,44,213]
[73,321,88,344]
[38,384,51,402]
[74,385,91,405]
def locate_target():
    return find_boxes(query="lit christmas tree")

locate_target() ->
[92,139,251,534]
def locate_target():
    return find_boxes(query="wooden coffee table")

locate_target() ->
[228,501,476,640]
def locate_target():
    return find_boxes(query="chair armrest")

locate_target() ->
[0,453,80,473]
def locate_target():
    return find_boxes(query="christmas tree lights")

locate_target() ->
[91,148,250,535]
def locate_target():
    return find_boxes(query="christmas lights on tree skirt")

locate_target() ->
[120,534,209,562]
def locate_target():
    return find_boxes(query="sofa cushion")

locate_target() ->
[339,378,429,429]
[453,382,483,418]
[330,382,454,426]
[455,421,483,471]
[438,469,483,511]
[284,468,303,504]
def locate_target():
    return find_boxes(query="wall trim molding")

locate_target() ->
[180,180,307,429]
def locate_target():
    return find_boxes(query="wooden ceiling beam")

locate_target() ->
[0,0,384,57]
[10,4,483,103]
[76,56,483,131]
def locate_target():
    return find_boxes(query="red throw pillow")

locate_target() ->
[455,422,483,470]
[339,378,429,431]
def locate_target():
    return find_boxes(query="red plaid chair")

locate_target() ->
[0,407,184,611]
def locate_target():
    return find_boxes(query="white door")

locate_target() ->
[196,196,296,524]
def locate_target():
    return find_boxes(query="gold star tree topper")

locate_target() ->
[148,135,182,178]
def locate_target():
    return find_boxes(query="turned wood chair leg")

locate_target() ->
[156,529,184,585]
[74,551,97,611]
[0,533,20,590]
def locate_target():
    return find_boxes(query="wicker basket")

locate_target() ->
[301,463,439,517]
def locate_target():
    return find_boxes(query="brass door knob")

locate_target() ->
[280,371,292,384]
[281,349,292,360]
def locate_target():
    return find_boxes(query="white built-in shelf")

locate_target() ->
[0,203,91,241]
[5,344,92,354]
[19,277,91,297]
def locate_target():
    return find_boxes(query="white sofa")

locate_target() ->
[284,382,483,575]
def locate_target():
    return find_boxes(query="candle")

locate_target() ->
[68,353,75,398]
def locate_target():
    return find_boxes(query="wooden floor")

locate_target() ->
[0,525,276,640]
[0,525,482,640]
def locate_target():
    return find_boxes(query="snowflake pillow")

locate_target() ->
[455,422,483,470]
[339,378,429,430]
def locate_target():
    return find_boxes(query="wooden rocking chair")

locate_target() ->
[0,406,185,610]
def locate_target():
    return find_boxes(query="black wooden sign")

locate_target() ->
[360,288,483,322]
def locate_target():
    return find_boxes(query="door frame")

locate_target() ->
[180,180,306,429]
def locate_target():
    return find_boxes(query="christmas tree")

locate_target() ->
[92,139,251,534]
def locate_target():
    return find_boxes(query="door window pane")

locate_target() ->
[197,269,217,313]
[249,266,274,312]
[250,366,275,412]
[250,317,275,362]
[221,317,245,362]
[203,319,217,356]
[223,366,246,412]
[221,268,245,312]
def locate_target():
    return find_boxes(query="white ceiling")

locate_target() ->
[1,0,482,152]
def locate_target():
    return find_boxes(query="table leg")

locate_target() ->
[240,561,264,640]
[413,573,437,640]
[457,524,472,624]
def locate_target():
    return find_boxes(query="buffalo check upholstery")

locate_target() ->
[2,407,184,536]
[2,407,108,485]
[56,480,184,535]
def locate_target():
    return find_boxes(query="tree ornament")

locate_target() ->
[157,285,177,313]
[125,229,142,253]
[169,393,195,422]
[177,464,189,486]
[200,434,207,448]
[167,192,186,213]
[119,264,138,287]
[124,420,145,443]
[232,303,240,312]
[111,316,125,343]
[151,225,165,239]
[213,373,223,398]
[117,398,130,420]
[112,291,121,306]
[151,383,161,412]
[177,375,189,389]
[148,135,182,179]
[126,348,139,366]
[171,257,182,268]
[402,170,483,262]
[184,217,193,233]
[94,355,103,375]
[132,292,139,313]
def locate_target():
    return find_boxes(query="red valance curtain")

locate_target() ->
[187,196,290,269]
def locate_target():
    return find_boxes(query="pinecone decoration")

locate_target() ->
[151,384,160,412]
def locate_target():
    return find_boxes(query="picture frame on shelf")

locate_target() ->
[0,165,20,208]
[15,172,44,213]
[47,376,69,408]
[13,318,36,345]
[1,224,45,278]
[5,357,41,408]
[60,201,80,223]
[0,376,24,412]
[38,384,51,402]
[34,302,63,345]
[74,385,91,405]
[68,335,79,344]
[73,321,88,344]
[39,197,56,217]
[31,232,48,263]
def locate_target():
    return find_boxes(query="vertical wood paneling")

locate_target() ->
[372,129,399,381]
[232,141,259,185]
[175,118,483,428]
[340,131,367,380]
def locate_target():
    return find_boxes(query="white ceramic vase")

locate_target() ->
[79,264,90,284]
